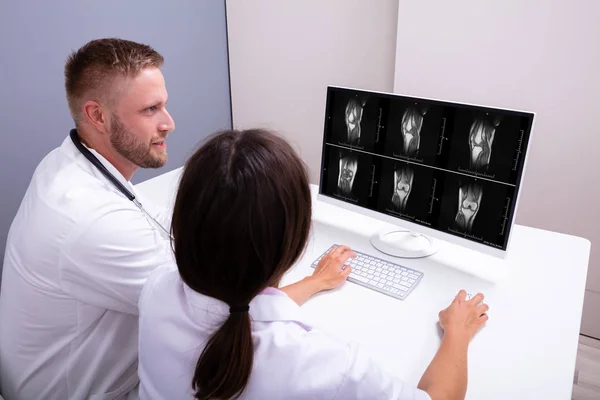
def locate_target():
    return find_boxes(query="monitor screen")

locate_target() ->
[318,86,534,252]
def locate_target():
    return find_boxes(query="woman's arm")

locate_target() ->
[279,276,325,306]
[280,245,355,306]
[417,291,489,400]
[417,333,469,400]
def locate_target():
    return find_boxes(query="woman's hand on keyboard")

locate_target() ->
[280,245,357,305]
[311,245,357,290]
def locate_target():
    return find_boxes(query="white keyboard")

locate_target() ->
[311,245,424,300]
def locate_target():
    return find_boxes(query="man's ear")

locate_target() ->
[82,100,109,134]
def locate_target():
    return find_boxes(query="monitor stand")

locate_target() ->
[370,229,439,259]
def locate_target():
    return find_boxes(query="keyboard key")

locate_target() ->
[408,274,419,279]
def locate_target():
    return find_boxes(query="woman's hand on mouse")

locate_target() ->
[438,290,489,342]
[310,245,356,290]
[419,291,488,400]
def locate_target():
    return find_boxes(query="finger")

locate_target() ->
[324,245,339,258]
[340,264,352,278]
[455,290,467,302]
[479,313,489,323]
[470,293,485,305]
[336,246,355,259]
[329,245,351,258]
[477,303,489,315]
[332,249,353,263]
[336,250,357,265]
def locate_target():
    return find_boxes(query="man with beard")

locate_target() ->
[0,38,176,400]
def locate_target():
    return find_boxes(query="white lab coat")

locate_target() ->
[0,135,174,400]
[138,266,432,400]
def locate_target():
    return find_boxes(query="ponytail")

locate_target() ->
[193,311,253,399]
[172,129,313,398]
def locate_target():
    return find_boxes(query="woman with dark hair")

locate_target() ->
[137,129,488,400]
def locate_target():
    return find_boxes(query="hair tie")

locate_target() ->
[229,305,249,314]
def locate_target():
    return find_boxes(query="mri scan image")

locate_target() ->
[391,165,414,212]
[400,106,428,158]
[337,155,358,197]
[345,97,367,146]
[454,182,483,234]
[468,115,501,172]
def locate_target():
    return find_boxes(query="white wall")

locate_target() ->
[225,0,399,183]
[393,0,600,337]
[226,0,600,337]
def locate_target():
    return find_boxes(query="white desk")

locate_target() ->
[136,168,591,400]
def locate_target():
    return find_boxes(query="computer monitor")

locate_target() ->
[318,86,535,259]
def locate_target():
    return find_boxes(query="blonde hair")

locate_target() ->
[64,38,164,125]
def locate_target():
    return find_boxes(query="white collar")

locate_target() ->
[183,284,314,331]
[62,133,135,194]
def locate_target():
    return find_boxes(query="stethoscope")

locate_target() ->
[69,129,173,240]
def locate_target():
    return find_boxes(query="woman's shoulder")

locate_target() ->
[138,264,179,311]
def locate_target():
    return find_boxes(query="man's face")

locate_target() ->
[108,67,175,169]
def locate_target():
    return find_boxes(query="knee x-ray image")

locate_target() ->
[337,155,358,197]
[468,115,501,172]
[400,106,428,158]
[345,97,367,146]
[391,165,414,212]
[454,182,483,234]
[385,100,444,165]
[376,159,439,224]
[327,89,383,152]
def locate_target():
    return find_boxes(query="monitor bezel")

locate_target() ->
[317,85,536,259]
